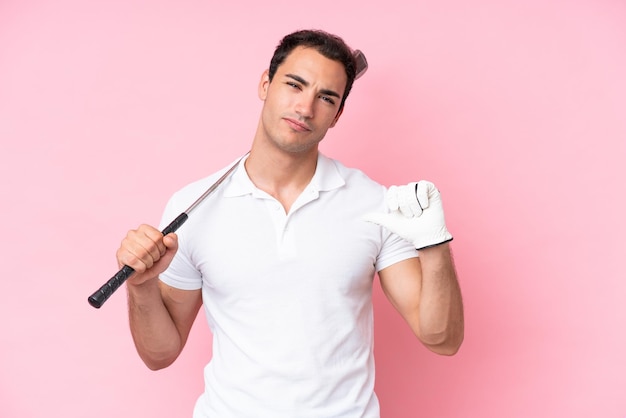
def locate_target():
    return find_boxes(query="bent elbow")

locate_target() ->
[140,351,178,371]
[433,339,463,356]
[145,360,172,371]
[420,328,464,356]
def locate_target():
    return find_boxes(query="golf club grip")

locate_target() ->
[88,265,135,308]
[87,212,189,309]
[161,212,188,236]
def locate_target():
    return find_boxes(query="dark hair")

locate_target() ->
[268,29,357,114]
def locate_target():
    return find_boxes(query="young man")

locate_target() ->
[118,29,464,417]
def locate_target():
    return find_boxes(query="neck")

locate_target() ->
[244,142,319,213]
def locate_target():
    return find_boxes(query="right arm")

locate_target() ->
[118,224,202,370]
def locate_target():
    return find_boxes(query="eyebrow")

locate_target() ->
[285,73,342,100]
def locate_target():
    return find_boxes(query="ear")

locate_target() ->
[258,70,270,100]
[330,107,344,128]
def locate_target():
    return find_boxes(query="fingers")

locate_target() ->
[385,181,440,218]
[387,182,423,217]
[386,185,400,212]
[117,224,174,273]
[405,182,424,216]
[367,180,450,249]
[415,181,433,211]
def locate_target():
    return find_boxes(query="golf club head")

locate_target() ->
[354,49,368,80]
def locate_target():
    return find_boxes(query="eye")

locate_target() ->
[320,95,336,105]
[286,82,301,90]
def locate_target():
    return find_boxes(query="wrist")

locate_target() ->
[417,241,452,257]
[126,276,161,300]
[411,224,453,250]
[415,237,453,251]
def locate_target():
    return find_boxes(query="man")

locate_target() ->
[117,29,463,417]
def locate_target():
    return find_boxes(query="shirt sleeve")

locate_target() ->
[375,228,418,272]
[157,191,203,291]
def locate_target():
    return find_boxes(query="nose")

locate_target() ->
[294,93,315,119]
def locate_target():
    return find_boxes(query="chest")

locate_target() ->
[183,189,381,300]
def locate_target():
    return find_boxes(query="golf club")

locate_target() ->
[87,153,247,309]
[88,49,367,309]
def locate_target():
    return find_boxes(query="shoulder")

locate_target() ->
[166,158,242,211]
[321,154,386,195]
[321,154,381,184]
[314,154,389,217]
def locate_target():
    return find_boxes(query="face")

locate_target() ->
[257,46,347,154]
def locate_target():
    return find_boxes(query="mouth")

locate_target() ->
[283,117,312,132]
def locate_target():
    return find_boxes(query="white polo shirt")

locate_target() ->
[159,153,417,418]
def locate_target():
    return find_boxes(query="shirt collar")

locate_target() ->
[223,152,345,198]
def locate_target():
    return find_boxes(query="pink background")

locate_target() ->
[1,0,625,417]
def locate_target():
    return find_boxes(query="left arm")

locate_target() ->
[379,243,464,355]
[363,180,464,355]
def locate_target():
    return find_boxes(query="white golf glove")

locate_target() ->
[363,181,453,250]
